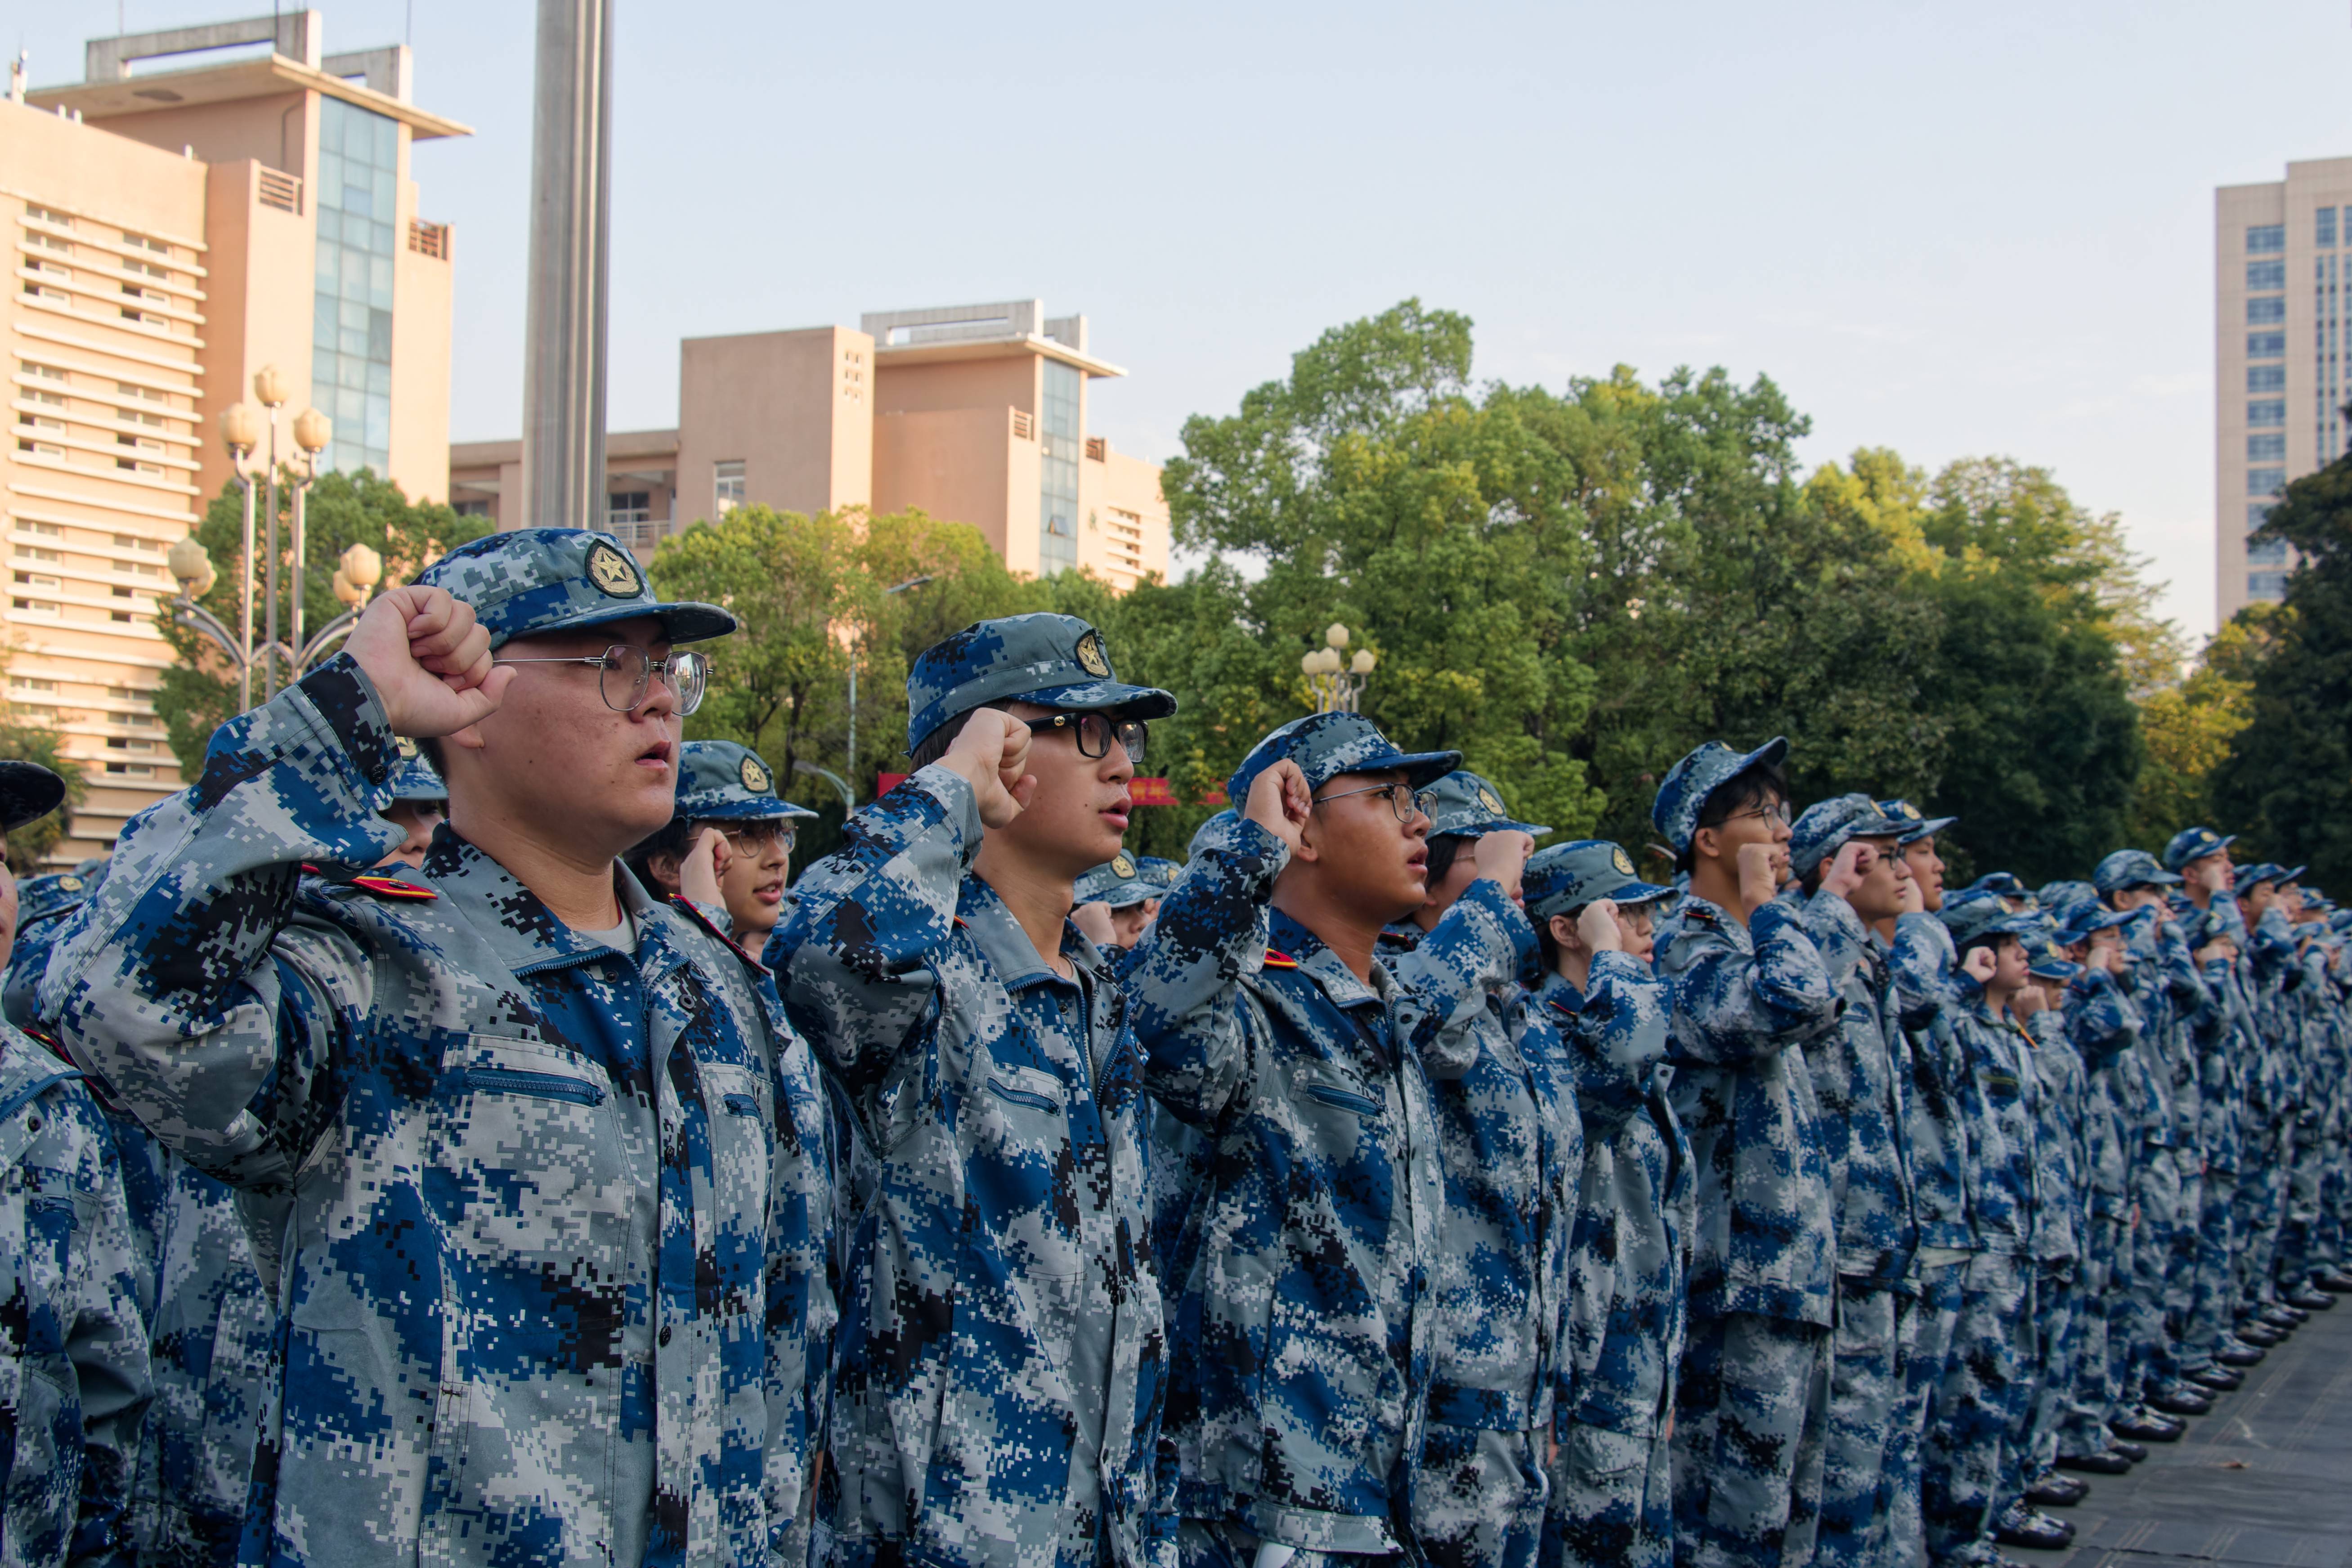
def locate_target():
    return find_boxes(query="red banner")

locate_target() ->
[873,773,1225,806]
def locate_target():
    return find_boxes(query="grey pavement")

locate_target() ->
[2012,1299,2352,1568]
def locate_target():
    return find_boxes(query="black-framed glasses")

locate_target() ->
[1314,781,1437,824]
[492,645,710,715]
[1028,712,1148,766]
[716,820,796,854]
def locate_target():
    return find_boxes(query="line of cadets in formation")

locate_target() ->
[0,524,2344,1568]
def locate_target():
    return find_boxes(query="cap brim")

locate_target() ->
[682,797,822,822]
[1393,748,1466,790]
[1436,815,1553,839]
[0,762,66,832]
[1900,815,1958,842]
[1022,680,1178,721]
[506,598,739,648]
[2030,960,2082,981]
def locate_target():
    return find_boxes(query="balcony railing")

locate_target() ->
[408,219,450,260]
[604,511,671,555]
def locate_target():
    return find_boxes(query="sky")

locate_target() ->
[26,1,2352,641]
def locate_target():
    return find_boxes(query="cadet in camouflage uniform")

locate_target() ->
[1383,771,1565,1568]
[1074,852,1181,954]
[770,614,1177,1568]
[1122,713,1530,1568]
[1517,840,1685,1568]
[1780,796,1922,1568]
[39,530,833,1568]
[627,739,817,952]
[1645,740,1841,1568]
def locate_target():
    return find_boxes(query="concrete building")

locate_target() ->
[449,300,1172,592]
[5,11,465,861]
[2214,158,2352,623]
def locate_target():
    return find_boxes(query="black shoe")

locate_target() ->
[1995,1510,2075,1550]
[2150,1388,2214,1416]
[2215,1343,2266,1367]
[2057,1449,2132,1474]
[2286,1287,2335,1311]
[2262,1303,2308,1326]
[2114,1409,2186,1440]
[2188,1366,2244,1392]
[2238,1322,2285,1346]
[2107,1438,2150,1462]
[2028,1472,2089,1505]
[2313,1270,2352,1292]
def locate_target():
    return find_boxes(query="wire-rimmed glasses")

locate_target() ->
[492,645,711,715]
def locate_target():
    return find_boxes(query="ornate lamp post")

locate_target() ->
[167,538,383,708]
[251,364,288,700]
[218,400,261,711]
[288,405,333,689]
[1302,622,1377,713]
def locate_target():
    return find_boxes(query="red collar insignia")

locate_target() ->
[349,874,437,901]
[1262,948,1300,969]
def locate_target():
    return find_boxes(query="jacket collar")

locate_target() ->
[958,872,1105,994]
[1269,907,1390,1012]
[415,823,683,987]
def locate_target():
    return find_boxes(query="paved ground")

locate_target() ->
[2009,1297,2352,1568]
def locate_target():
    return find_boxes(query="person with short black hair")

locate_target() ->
[626,739,815,953]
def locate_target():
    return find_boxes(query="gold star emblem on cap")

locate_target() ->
[1074,630,1111,678]
[1903,802,1921,820]
[58,875,82,892]
[397,736,420,760]
[1477,785,1505,815]
[586,539,641,598]
[1612,847,1635,876]
[739,756,772,793]
[1111,851,1136,878]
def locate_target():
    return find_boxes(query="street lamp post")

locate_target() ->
[792,759,853,815]
[168,538,384,708]
[218,401,260,712]
[253,365,288,701]
[845,573,933,806]
[289,406,332,681]
[1302,622,1377,713]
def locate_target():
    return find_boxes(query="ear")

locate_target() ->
[1290,803,1326,865]
[1690,824,1721,865]
[645,852,685,896]
[1548,913,1580,952]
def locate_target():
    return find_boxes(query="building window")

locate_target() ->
[452,499,490,518]
[311,96,400,478]
[2324,208,2341,248]
[714,461,744,516]
[2249,501,2278,530]
[2249,466,2287,495]
[2247,533,2289,566]
[607,492,650,524]
[2250,364,2287,391]
[2250,332,2287,358]
[2249,399,2287,426]
[1038,361,1081,577]
[2248,571,2289,600]
[2249,296,2286,324]
[2249,433,2287,460]
[2249,260,2287,290]
[2249,224,2286,253]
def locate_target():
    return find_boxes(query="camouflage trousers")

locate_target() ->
[2166,1158,2212,1376]
[2125,1153,2183,1402]
[2058,1217,2127,1457]
[1541,1425,1672,1568]
[2187,1171,2240,1361]
[1668,1310,1830,1568]
[1814,1279,1907,1568]
[1885,1256,1970,1568]
[2273,1116,2326,1289]
[1919,1251,2031,1568]
[2234,1128,2289,1309]
[1416,1423,1546,1568]
[2011,1259,2080,1493]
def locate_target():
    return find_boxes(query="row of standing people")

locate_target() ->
[1,524,2345,1568]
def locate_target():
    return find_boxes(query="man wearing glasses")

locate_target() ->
[769,613,1179,1568]
[37,529,833,1568]
[627,739,818,953]
[1645,739,1841,1568]
[1124,713,1534,1568]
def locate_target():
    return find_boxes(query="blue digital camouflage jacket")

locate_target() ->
[1943,992,2036,1256]
[1886,914,1976,1253]
[2020,1009,2084,1263]
[36,656,830,1568]
[2062,969,2142,1227]
[768,767,1172,1568]
[0,1025,150,1568]
[1123,814,1521,1555]
[1522,962,1689,1441]
[1653,894,1841,1326]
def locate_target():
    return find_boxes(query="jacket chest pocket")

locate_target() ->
[1293,1062,1388,1122]
[697,1061,776,1286]
[971,1059,1087,1276]
[1,1174,84,1355]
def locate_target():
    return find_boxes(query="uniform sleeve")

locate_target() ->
[2062,968,2139,1067]
[37,656,396,1190]
[1659,901,1839,1067]
[763,1018,833,1568]
[58,1087,153,1568]
[2251,906,2298,982]
[1387,878,1539,1078]
[1122,814,1289,1126]
[1797,887,1868,993]
[766,766,977,1113]
[1564,953,1671,1134]
[1888,911,1955,1031]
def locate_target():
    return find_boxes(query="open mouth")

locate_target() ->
[754,881,784,905]
[1101,795,1133,829]
[637,738,675,771]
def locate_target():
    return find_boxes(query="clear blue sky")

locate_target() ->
[28,0,2352,638]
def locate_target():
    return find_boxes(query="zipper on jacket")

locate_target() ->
[1304,1083,1384,1118]
[461,1066,607,1107]
[986,1078,1063,1115]
[721,1091,761,1116]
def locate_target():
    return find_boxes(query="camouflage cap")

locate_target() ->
[385,739,447,805]
[2026,933,2082,982]
[410,528,735,651]
[0,760,65,833]
[1074,851,1178,909]
[1875,797,1958,845]
[1968,870,2033,900]
[2162,825,2236,872]
[1422,770,1551,841]
[905,613,1174,753]
[673,741,818,824]
[2093,847,2182,893]
[13,862,103,930]
[1651,737,1788,856]
[1226,711,1460,813]
[1523,838,1674,923]
[1788,793,1910,879]
[1939,891,2043,949]
[2054,901,2131,947]
[2038,879,2100,915]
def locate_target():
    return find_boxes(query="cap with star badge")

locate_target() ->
[1939,891,2043,949]
[1075,850,1178,909]
[409,527,735,651]
[1226,711,1460,813]
[673,740,819,823]
[1874,797,1958,845]
[1788,793,1912,879]
[1422,769,1552,841]
[1523,839,1676,922]
[13,858,104,931]
[905,612,1174,753]
[2093,848,2181,893]
[2162,825,2236,872]
[1650,737,1788,856]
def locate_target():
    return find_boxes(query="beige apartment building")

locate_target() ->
[5,11,463,861]
[2214,157,2352,624]
[449,300,1172,592]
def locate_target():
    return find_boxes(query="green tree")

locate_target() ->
[160,471,489,778]
[0,714,85,868]
[2212,457,2352,885]
[2127,613,2265,850]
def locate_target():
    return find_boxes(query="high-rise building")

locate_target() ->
[2214,157,2352,624]
[5,11,465,861]
[448,300,1173,593]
